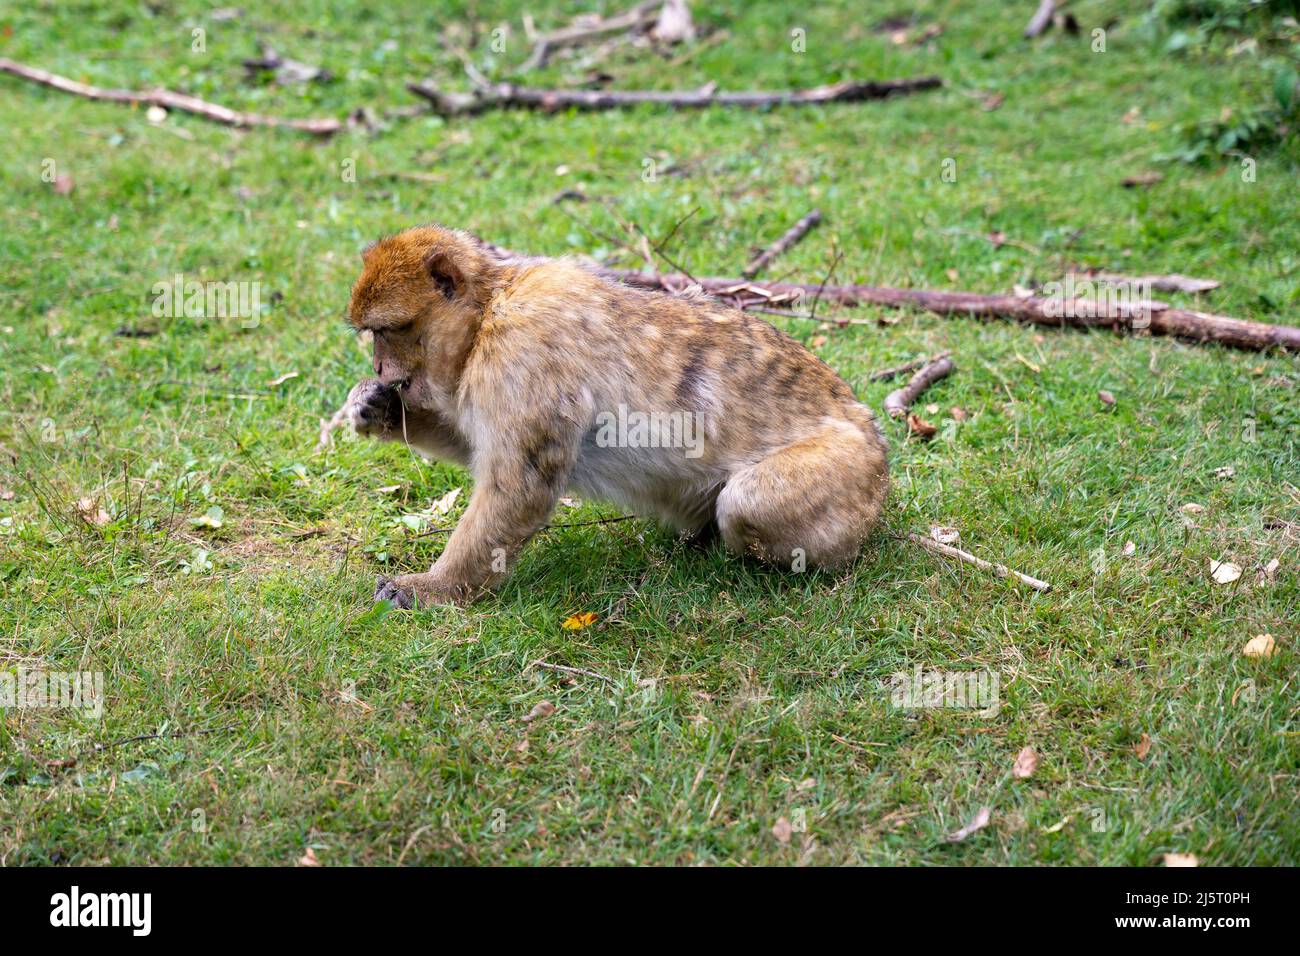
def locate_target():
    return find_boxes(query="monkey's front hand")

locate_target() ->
[345,378,401,438]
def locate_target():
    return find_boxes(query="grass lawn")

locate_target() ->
[1,0,1296,865]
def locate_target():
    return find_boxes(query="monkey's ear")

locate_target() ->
[424,250,465,300]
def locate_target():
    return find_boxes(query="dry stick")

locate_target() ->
[1071,272,1220,294]
[1025,0,1057,38]
[523,0,664,70]
[596,268,1300,353]
[870,350,951,383]
[407,75,943,116]
[883,356,956,418]
[743,208,823,278]
[0,57,342,135]
[905,532,1053,592]
[527,660,615,684]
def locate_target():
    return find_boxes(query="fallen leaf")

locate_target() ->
[190,505,224,529]
[1098,389,1116,407]
[946,806,991,843]
[950,406,968,421]
[1163,852,1198,867]
[430,487,462,515]
[0,487,14,501]
[906,412,937,439]
[930,525,961,545]
[925,402,939,415]
[810,335,828,348]
[1213,465,1235,480]
[1011,746,1038,779]
[1180,502,1205,515]
[268,371,298,387]
[1122,540,1137,556]
[559,496,582,508]
[980,91,1005,111]
[1133,732,1151,760]
[298,847,321,867]
[1210,559,1241,585]
[513,737,529,753]
[771,817,793,844]
[75,496,110,526]
[53,173,74,195]
[946,268,960,282]
[1042,816,1071,834]
[1242,633,1276,658]
[796,777,817,792]
[45,757,77,771]
[562,611,599,630]
[375,484,403,494]
[1257,558,1279,585]
[522,700,556,723]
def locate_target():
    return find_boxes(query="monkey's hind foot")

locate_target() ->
[374,575,415,610]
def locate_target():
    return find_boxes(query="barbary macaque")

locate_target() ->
[343,225,888,607]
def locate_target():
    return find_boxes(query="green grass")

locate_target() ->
[1,0,1297,865]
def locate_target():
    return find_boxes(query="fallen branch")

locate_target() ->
[1025,0,1056,38]
[743,208,823,278]
[523,0,664,70]
[407,75,943,116]
[869,350,951,382]
[905,532,1053,592]
[597,268,1300,352]
[882,357,956,417]
[0,57,342,135]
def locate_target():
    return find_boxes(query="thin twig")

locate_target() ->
[527,660,615,684]
[869,350,951,382]
[743,208,823,278]
[903,532,1053,592]
[0,57,342,135]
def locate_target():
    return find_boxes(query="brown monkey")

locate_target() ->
[343,225,888,607]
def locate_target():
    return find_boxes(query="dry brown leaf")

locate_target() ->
[1163,852,1198,867]
[810,335,828,348]
[430,487,462,515]
[1133,732,1151,761]
[906,412,937,439]
[75,496,110,526]
[1210,559,1242,585]
[950,406,968,421]
[298,847,321,867]
[1257,558,1279,585]
[1122,540,1137,556]
[980,91,1005,111]
[1180,502,1205,515]
[1098,389,1116,407]
[1011,746,1038,779]
[945,806,991,843]
[771,817,793,844]
[1242,634,1276,659]
[522,700,556,723]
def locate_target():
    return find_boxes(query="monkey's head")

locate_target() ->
[347,226,497,409]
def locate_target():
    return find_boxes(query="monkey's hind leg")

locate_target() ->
[715,419,887,570]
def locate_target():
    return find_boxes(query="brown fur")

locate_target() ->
[343,225,888,606]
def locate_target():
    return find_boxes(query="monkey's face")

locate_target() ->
[347,227,486,410]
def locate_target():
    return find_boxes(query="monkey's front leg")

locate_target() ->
[375,442,573,608]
